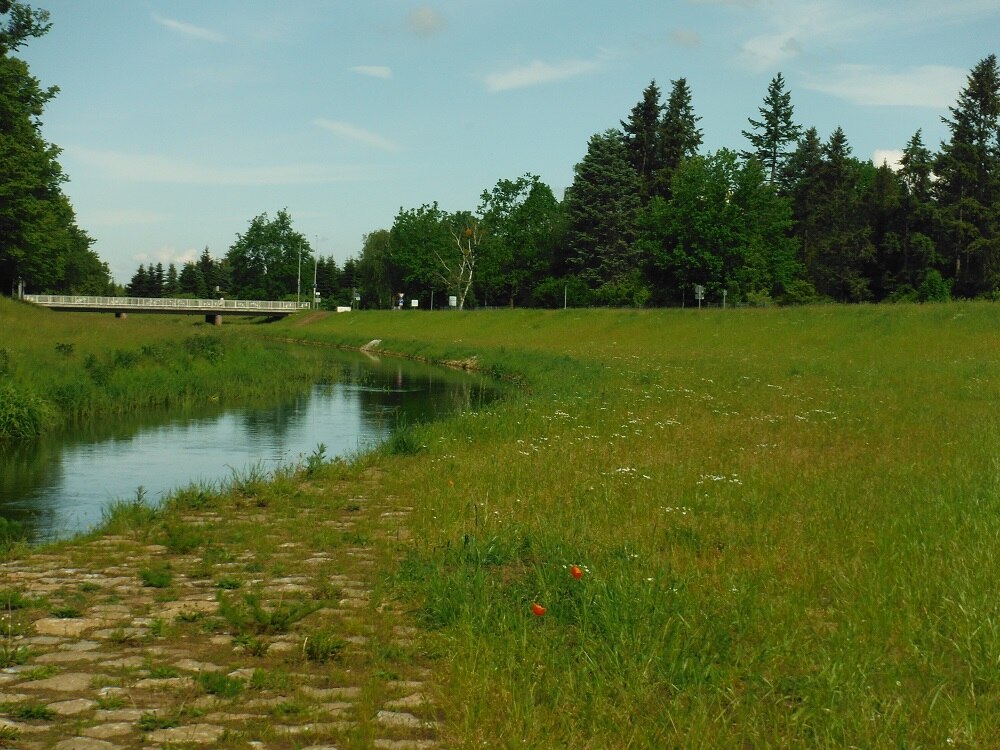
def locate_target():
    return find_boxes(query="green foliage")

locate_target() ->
[934,54,1000,297]
[217,590,319,635]
[0,643,29,667]
[0,515,29,550]
[0,11,111,295]
[98,487,160,536]
[196,670,244,698]
[224,209,311,300]
[137,713,179,731]
[0,380,49,438]
[303,442,327,476]
[183,334,223,363]
[478,174,563,307]
[918,269,952,302]
[742,72,802,187]
[139,562,172,589]
[159,521,204,554]
[301,629,347,663]
[564,130,641,290]
[3,702,53,721]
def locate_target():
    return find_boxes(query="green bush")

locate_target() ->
[0,381,50,439]
[918,269,952,302]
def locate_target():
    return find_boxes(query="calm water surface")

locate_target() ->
[0,352,492,542]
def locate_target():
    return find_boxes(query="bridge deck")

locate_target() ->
[24,295,310,317]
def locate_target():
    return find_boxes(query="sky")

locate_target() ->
[19,0,1000,284]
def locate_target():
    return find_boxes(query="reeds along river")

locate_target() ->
[0,352,495,543]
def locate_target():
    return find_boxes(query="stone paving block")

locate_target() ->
[147,723,226,744]
[21,672,95,692]
[46,698,96,715]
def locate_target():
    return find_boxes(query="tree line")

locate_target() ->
[3,1,998,308]
[349,59,1000,308]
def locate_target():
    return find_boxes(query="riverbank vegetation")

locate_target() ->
[0,297,338,439]
[265,303,1000,748]
[3,298,999,746]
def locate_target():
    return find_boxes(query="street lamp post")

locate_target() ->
[297,247,302,304]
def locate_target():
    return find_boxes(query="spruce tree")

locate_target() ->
[741,72,802,190]
[621,80,664,203]
[934,54,1000,296]
[564,129,642,300]
[653,78,702,199]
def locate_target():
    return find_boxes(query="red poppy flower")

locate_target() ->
[570,565,583,580]
[531,602,546,616]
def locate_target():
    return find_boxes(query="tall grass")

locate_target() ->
[272,303,1000,748]
[0,297,340,438]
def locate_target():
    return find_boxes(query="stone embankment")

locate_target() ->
[0,472,439,749]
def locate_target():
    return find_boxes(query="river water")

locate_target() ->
[0,351,492,543]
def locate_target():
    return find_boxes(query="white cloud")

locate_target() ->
[132,247,200,267]
[734,0,1000,73]
[351,65,392,80]
[485,58,604,93]
[873,149,904,170]
[69,147,369,185]
[407,6,445,37]
[313,119,400,152]
[670,29,702,49]
[151,13,226,43]
[804,65,967,108]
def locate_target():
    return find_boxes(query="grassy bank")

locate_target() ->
[269,304,1000,748]
[0,298,340,439]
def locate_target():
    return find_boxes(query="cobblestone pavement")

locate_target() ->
[0,473,441,749]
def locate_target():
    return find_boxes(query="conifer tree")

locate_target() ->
[621,80,664,203]
[934,54,1000,296]
[564,129,642,301]
[742,72,802,190]
[653,78,702,199]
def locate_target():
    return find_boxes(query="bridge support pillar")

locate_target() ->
[115,312,127,320]
[205,314,222,326]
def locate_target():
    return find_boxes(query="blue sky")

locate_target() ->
[21,0,999,284]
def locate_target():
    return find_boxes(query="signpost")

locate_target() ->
[694,285,705,309]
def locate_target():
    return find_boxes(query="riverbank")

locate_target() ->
[2,302,999,747]
[0,297,339,440]
[0,456,442,749]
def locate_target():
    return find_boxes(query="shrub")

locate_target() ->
[918,269,952,302]
[0,382,50,439]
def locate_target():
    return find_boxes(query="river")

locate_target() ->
[0,351,493,543]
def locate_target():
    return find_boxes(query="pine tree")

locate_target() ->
[741,72,802,190]
[934,54,1000,296]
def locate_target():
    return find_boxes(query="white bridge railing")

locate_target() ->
[24,295,311,313]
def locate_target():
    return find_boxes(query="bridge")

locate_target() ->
[24,294,311,325]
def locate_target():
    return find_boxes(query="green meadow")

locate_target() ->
[270,303,1000,748]
[3,298,1000,747]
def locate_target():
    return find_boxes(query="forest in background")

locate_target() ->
[2,2,999,309]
